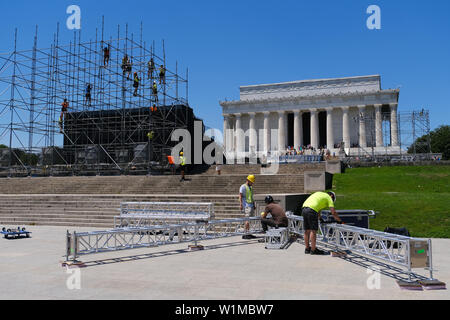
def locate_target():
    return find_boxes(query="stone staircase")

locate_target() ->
[0,163,324,227]
[0,194,241,228]
[0,174,306,195]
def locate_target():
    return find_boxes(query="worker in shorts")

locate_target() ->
[302,191,343,255]
[239,175,256,239]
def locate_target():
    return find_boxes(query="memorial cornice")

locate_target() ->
[221,89,399,114]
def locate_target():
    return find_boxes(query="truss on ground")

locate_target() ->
[66,217,263,260]
[66,210,435,282]
[115,201,215,227]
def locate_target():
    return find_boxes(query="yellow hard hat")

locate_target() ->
[180,152,184,156]
[247,175,255,183]
[260,212,265,217]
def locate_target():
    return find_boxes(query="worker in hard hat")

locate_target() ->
[152,81,158,102]
[239,175,256,239]
[260,195,289,234]
[179,151,186,182]
[302,191,343,255]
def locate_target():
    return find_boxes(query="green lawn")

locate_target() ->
[333,165,450,238]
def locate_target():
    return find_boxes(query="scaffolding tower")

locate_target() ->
[348,109,432,162]
[0,19,192,176]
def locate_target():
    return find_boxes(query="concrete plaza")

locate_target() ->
[0,225,448,300]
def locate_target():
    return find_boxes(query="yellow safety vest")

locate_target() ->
[245,184,254,204]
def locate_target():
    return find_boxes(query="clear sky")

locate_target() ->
[1,0,449,133]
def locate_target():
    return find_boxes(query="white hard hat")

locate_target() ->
[328,191,336,203]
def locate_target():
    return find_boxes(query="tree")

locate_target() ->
[0,144,7,149]
[408,125,450,160]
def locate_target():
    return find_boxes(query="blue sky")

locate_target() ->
[1,0,449,133]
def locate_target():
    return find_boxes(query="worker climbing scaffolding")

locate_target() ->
[133,72,140,96]
[84,83,92,106]
[148,57,155,80]
[122,54,132,80]
[103,44,110,67]
[59,98,69,133]
[159,65,166,84]
[152,81,158,102]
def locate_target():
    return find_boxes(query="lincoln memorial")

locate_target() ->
[220,75,401,158]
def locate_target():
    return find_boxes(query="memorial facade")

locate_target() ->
[220,75,401,157]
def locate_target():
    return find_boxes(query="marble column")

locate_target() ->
[358,105,367,148]
[263,112,270,153]
[310,109,319,149]
[293,110,302,148]
[248,112,256,154]
[326,109,334,150]
[278,111,286,152]
[342,107,350,149]
[223,115,230,152]
[374,104,383,147]
[235,113,243,155]
[390,103,399,147]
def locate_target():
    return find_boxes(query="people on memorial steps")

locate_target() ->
[302,191,343,255]
[179,152,186,182]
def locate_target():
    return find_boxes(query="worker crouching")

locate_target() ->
[260,195,289,232]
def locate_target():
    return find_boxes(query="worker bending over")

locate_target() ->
[302,191,343,255]
[240,175,256,239]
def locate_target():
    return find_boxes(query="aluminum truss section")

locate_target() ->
[66,217,262,261]
[114,202,215,227]
[287,215,433,279]
[320,224,433,279]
